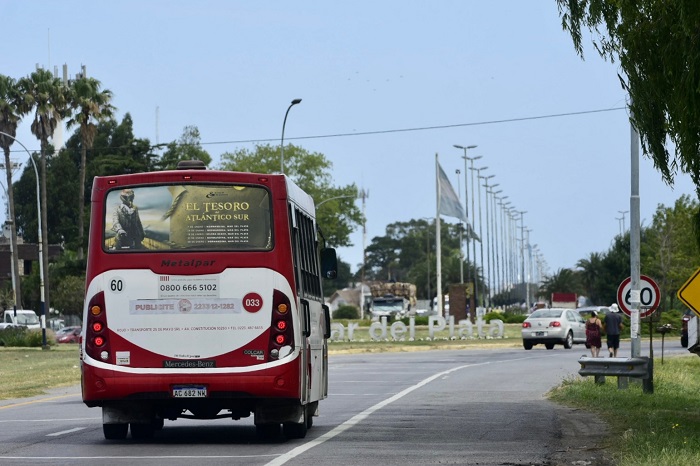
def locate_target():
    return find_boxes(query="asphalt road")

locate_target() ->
[0,340,688,465]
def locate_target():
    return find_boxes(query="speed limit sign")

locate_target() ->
[616,275,660,317]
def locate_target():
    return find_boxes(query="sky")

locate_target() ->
[2,1,697,281]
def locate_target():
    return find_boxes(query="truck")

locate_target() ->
[2,309,41,329]
[551,292,578,309]
[367,281,417,320]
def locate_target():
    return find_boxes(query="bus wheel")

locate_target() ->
[130,422,155,439]
[284,411,308,439]
[103,423,128,440]
[256,423,280,439]
[305,403,316,429]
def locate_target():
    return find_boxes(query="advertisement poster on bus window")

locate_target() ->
[103,185,272,251]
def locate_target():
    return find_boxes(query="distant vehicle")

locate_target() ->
[576,306,610,320]
[56,326,81,344]
[521,308,587,350]
[550,292,578,309]
[0,323,22,330]
[367,282,417,320]
[2,310,40,329]
[681,310,692,348]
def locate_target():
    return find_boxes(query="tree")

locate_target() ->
[88,114,159,175]
[558,1,700,234]
[576,252,606,304]
[538,268,582,301]
[645,195,700,310]
[363,218,470,300]
[65,77,115,260]
[0,74,30,307]
[19,68,71,317]
[156,125,212,170]
[219,143,362,248]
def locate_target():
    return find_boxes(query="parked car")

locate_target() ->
[521,308,587,350]
[55,326,81,344]
[681,310,692,348]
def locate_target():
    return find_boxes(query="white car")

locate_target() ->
[521,308,587,350]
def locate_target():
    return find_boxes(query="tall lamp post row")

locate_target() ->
[0,131,47,347]
[450,146,539,310]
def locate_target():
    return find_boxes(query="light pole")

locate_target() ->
[0,131,46,348]
[280,98,302,174]
[466,157,483,304]
[517,210,527,307]
[489,187,503,301]
[453,144,477,291]
[0,159,22,310]
[455,168,463,284]
[473,168,490,307]
[480,176,496,308]
[618,210,629,232]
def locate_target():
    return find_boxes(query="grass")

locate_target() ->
[549,354,700,466]
[0,345,81,399]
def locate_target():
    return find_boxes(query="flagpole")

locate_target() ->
[435,153,443,317]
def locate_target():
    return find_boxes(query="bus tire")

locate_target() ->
[284,410,308,439]
[130,422,155,439]
[305,405,314,429]
[256,423,280,439]
[103,423,128,440]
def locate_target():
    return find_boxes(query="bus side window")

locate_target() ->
[321,248,337,279]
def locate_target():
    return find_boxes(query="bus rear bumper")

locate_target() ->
[81,361,301,406]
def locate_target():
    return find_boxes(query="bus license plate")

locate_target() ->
[172,386,207,398]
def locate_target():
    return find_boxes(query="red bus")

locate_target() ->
[81,160,337,440]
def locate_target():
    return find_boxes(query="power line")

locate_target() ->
[10,106,626,153]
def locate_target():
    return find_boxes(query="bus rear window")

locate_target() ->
[103,184,272,252]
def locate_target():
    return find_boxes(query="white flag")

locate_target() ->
[437,161,467,221]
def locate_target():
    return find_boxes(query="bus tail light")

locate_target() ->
[268,290,293,361]
[85,291,112,363]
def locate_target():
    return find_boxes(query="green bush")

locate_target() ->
[333,305,360,320]
[399,316,430,326]
[484,311,526,324]
[0,327,54,347]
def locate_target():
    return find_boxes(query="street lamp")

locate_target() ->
[316,194,357,209]
[480,176,496,308]
[618,210,629,232]
[473,168,489,307]
[0,131,46,348]
[455,168,463,284]
[453,144,477,291]
[0,160,22,310]
[280,98,302,174]
[517,210,527,308]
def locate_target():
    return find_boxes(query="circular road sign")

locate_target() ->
[616,275,661,318]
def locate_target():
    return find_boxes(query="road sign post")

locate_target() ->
[678,268,700,318]
[617,275,660,318]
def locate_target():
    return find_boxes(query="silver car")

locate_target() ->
[521,308,587,350]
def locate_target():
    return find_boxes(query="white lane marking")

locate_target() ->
[47,427,86,437]
[2,455,280,460]
[264,360,492,466]
[0,418,99,423]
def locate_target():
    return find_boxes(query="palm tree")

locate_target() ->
[576,252,605,304]
[0,74,30,308]
[18,68,70,319]
[538,268,582,302]
[66,77,115,260]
